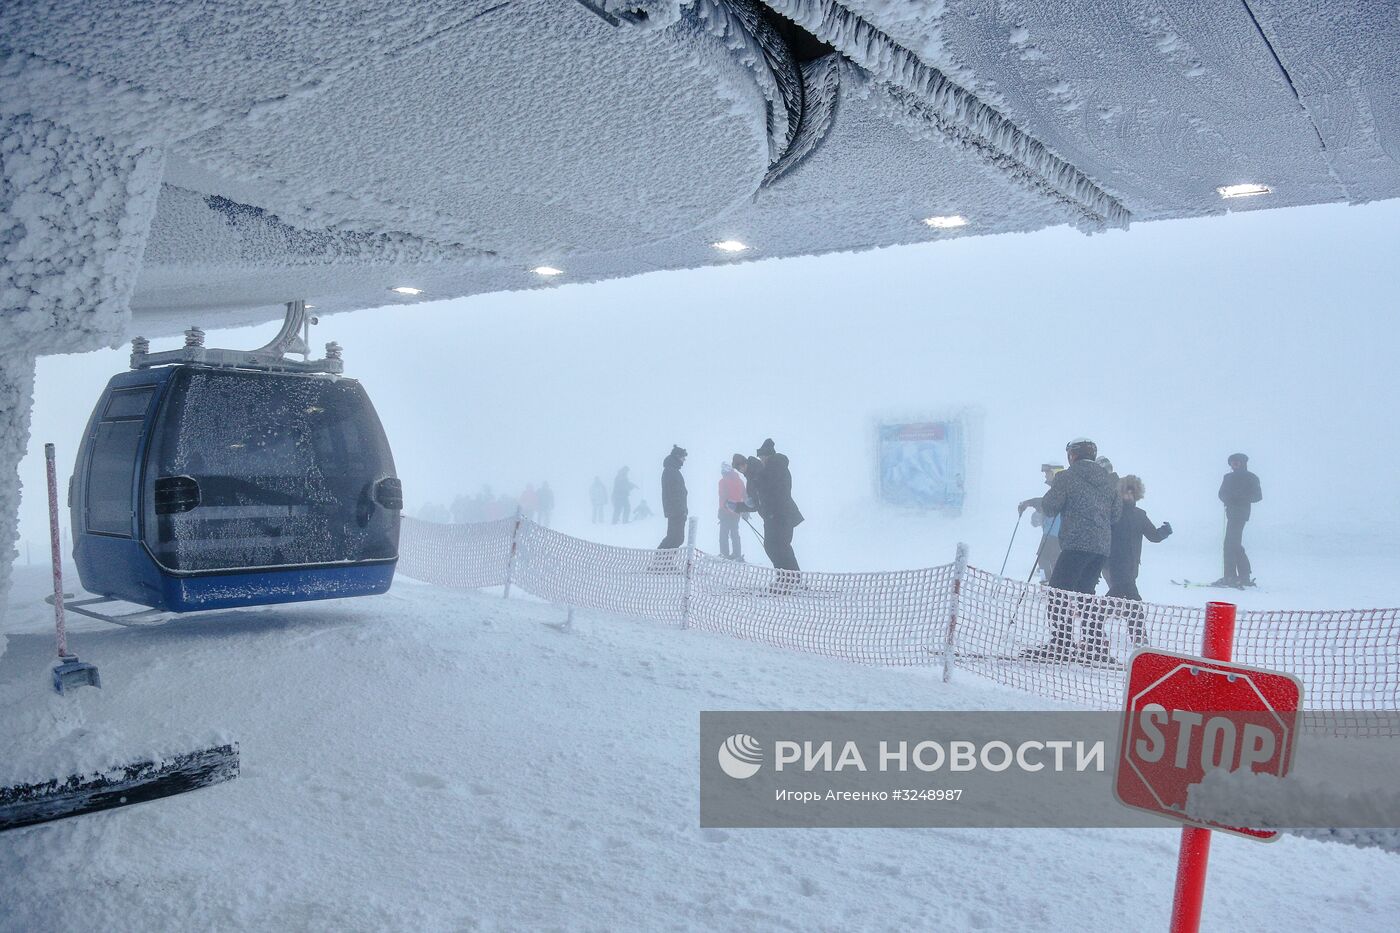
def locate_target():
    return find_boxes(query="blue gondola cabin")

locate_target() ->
[71,364,402,612]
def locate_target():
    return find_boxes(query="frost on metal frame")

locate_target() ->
[760,0,1131,232]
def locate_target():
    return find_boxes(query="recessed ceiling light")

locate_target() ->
[1217,183,1271,199]
[712,240,749,253]
[923,215,968,229]
[390,286,423,295]
[533,266,564,277]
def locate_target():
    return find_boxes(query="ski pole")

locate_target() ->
[1026,533,1050,584]
[999,510,1025,576]
[742,514,764,543]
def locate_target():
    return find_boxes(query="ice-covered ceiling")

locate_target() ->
[3,0,1397,332]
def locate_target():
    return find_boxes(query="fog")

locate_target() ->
[17,199,1400,606]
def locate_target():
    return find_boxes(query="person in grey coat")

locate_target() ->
[657,445,688,549]
[1025,437,1122,662]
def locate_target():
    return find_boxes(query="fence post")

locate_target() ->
[503,507,523,600]
[1169,600,1237,933]
[943,542,968,683]
[681,516,699,629]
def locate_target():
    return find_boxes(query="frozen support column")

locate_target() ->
[0,353,38,612]
[0,113,165,611]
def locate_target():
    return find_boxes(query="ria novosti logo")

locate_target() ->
[718,733,763,779]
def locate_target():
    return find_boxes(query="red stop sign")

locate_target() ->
[1115,649,1302,841]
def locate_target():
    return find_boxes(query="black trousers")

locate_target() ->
[612,498,629,523]
[762,517,800,572]
[1223,513,1251,581]
[1104,571,1149,646]
[658,514,686,549]
[1046,549,1107,649]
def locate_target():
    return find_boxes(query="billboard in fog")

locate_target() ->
[877,420,965,512]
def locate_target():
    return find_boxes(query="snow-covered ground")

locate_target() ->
[2,565,1397,932]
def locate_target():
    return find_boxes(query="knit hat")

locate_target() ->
[731,453,746,469]
[1228,452,1249,465]
[756,438,776,457]
[671,444,688,459]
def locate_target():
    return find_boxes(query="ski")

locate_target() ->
[1172,579,1245,590]
[0,743,239,832]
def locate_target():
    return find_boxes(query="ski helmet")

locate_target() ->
[1066,437,1098,461]
[1095,456,1114,473]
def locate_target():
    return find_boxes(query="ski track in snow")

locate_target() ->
[2,566,1397,932]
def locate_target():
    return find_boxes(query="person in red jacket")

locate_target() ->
[718,455,747,561]
[519,484,540,522]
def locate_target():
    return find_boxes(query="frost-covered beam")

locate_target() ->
[0,113,165,609]
[0,352,38,614]
[759,0,1131,230]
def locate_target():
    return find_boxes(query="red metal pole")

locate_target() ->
[1169,600,1237,933]
[45,443,69,659]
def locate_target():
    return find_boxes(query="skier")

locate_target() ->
[1024,437,1121,663]
[450,493,473,525]
[631,498,653,520]
[1018,463,1064,581]
[733,456,764,519]
[657,445,688,549]
[612,466,635,524]
[519,484,539,522]
[1104,475,1172,646]
[733,439,802,573]
[589,476,607,524]
[718,456,746,561]
[1215,452,1262,587]
[537,482,554,528]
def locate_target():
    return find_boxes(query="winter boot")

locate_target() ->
[1077,641,1120,667]
[1020,640,1073,662]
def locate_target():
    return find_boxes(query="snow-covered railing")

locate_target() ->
[397,517,1400,733]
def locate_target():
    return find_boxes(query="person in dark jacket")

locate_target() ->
[733,438,802,573]
[612,467,635,524]
[1215,452,1262,588]
[537,482,554,528]
[1105,475,1172,646]
[590,476,607,524]
[1025,437,1122,662]
[657,445,688,549]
